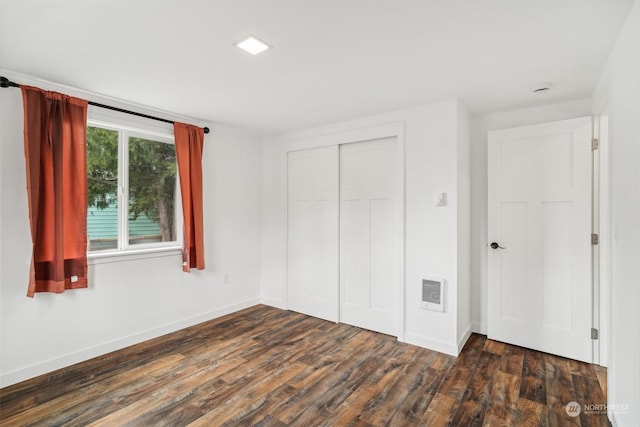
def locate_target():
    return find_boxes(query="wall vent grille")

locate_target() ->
[421,277,445,312]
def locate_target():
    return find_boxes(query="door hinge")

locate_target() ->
[592,138,599,150]
[591,328,599,340]
[591,233,599,245]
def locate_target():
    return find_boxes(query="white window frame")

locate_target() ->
[86,110,183,263]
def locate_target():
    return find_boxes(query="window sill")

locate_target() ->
[88,246,181,265]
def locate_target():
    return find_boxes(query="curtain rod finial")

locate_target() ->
[204,127,210,134]
[0,76,18,88]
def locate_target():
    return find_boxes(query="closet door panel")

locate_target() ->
[287,146,339,322]
[340,137,398,335]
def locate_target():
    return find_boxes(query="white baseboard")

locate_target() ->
[404,333,458,356]
[260,296,286,310]
[457,326,472,354]
[472,322,487,335]
[0,298,259,388]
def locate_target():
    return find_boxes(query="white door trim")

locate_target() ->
[592,112,609,367]
[284,122,406,341]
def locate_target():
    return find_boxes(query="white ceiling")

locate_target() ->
[0,1,634,134]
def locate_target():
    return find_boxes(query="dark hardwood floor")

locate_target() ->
[0,305,609,426]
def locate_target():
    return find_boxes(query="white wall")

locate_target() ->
[598,1,640,425]
[0,73,264,387]
[260,99,471,355]
[469,98,593,337]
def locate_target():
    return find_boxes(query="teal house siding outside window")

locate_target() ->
[88,202,162,250]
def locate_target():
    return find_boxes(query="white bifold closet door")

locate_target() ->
[287,146,339,322]
[340,137,398,336]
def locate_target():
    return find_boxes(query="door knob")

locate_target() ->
[490,242,506,249]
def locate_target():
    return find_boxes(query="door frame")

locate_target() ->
[592,111,609,367]
[284,122,406,341]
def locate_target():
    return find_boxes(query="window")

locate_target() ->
[86,120,181,254]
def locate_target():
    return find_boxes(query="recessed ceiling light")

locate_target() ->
[236,36,271,56]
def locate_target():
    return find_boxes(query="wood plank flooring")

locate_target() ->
[0,305,609,426]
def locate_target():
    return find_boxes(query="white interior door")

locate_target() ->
[340,137,398,336]
[488,117,593,363]
[287,146,339,322]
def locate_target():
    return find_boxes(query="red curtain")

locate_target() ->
[21,85,89,297]
[174,122,205,271]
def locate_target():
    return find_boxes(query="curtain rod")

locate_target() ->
[1,76,209,134]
